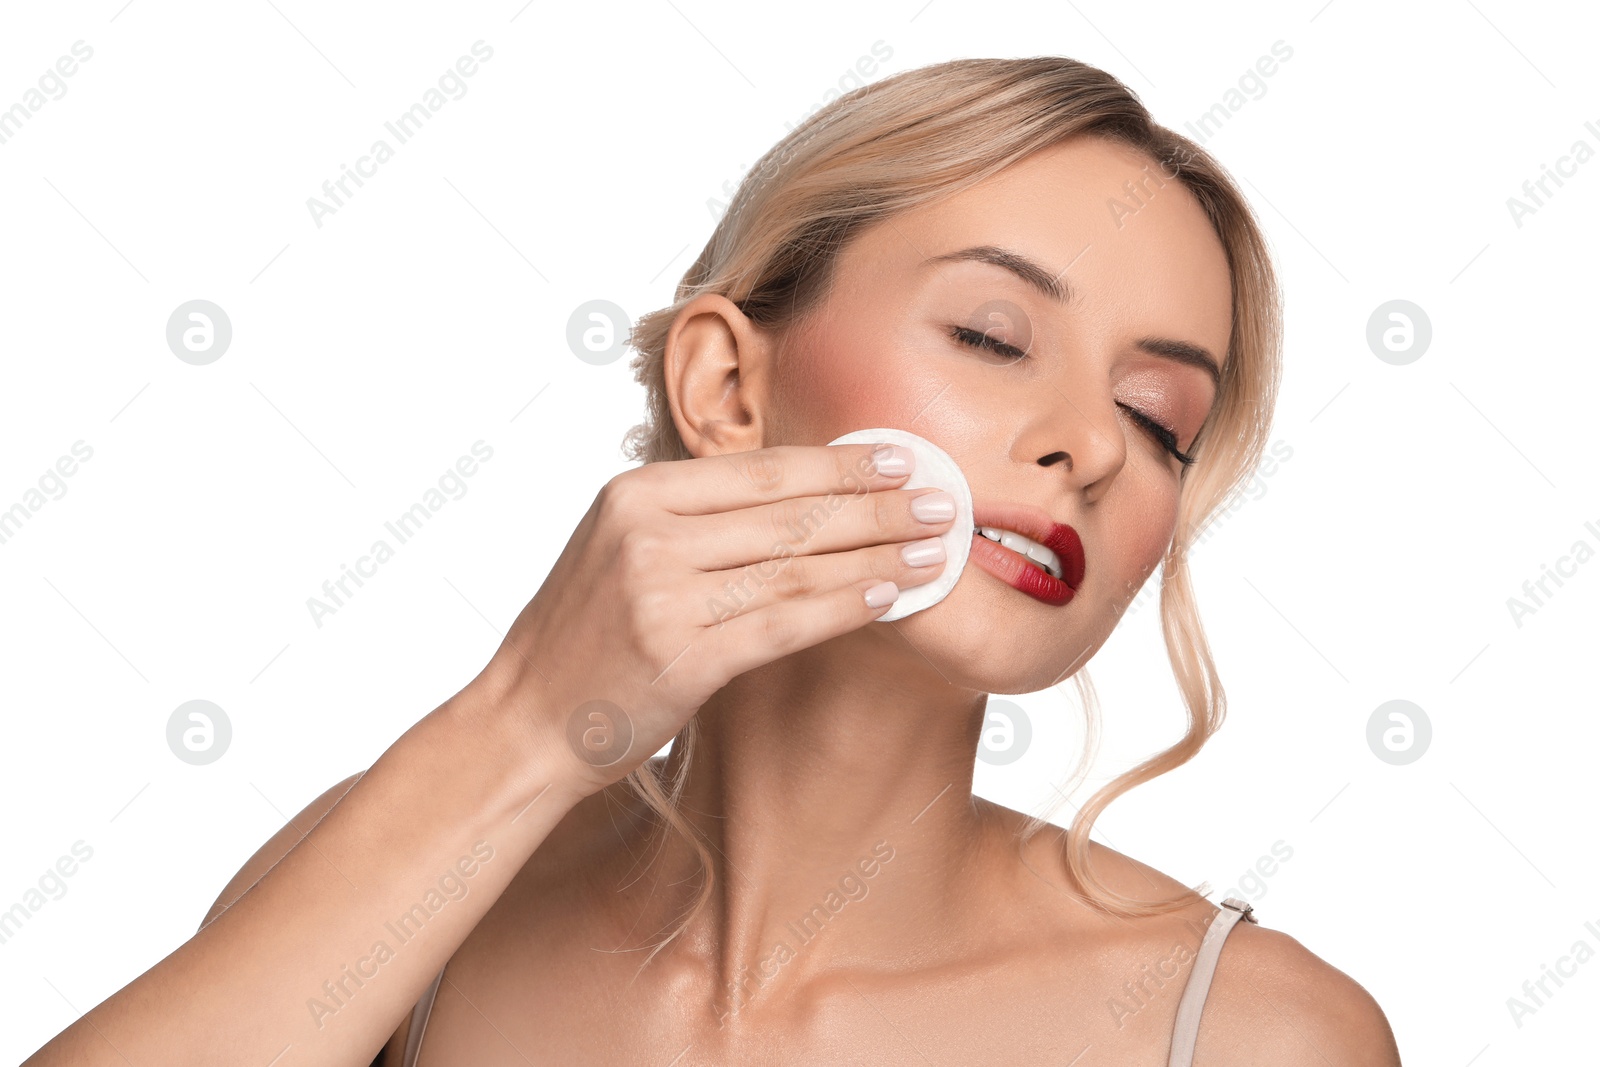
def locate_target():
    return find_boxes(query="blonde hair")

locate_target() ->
[617,55,1281,957]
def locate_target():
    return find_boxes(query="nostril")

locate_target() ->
[1038,450,1073,471]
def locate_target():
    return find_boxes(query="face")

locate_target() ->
[760,136,1234,691]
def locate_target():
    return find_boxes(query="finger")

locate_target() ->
[696,577,902,681]
[695,538,948,626]
[643,443,915,517]
[685,484,960,573]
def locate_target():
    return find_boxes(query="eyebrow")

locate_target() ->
[929,245,1070,305]
[925,244,1224,388]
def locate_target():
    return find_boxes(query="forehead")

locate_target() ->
[834,136,1234,368]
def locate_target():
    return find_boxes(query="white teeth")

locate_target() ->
[975,525,1063,580]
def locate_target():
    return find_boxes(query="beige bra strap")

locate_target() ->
[401,966,447,1067]
[1167,898,1257,1067]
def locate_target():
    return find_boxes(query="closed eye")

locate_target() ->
[949,324,1028,361]
[1117,403,1196,467]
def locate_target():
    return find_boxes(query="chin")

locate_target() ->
[895,601,1094,694]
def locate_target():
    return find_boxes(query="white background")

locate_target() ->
[2,1,1596,1063]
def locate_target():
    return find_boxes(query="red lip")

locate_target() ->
[969,502,1087,606]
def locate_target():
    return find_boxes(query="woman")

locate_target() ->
[27,56,1401,1065]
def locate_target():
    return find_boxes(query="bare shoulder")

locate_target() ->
[1196,913,1401,1065]
[1010,827,1400,1065]
[1090,840,1403,1065]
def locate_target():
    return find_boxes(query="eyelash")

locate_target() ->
[948,324,1197,467]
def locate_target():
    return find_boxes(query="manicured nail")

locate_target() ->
[871,444,913,478]
[901,536,946,567]
[863,580,899,608]
[911,490,956,523]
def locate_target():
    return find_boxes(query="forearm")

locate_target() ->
[25,677,584,1067]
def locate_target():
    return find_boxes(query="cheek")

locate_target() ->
[773,318,947,441]
[1106,488,1179,593]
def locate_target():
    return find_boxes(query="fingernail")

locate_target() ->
[901,536,946,567]
[863,580,899,608]
[911,490,956,523]
[871,444,913,478]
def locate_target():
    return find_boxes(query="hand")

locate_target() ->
[477,441,957,797]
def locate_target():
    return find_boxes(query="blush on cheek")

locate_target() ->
[1113,495,1179,596]
[781,324,943,442]
[836,377,920,431]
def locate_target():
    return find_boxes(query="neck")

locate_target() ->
[609,627,1011,1021]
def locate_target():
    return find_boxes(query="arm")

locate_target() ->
[24,443,947,1066]
[23,674,587,1067]
[198,772,366,934]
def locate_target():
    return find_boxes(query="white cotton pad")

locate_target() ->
[827,427,973,621]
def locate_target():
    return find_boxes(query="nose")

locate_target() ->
[1027,383,1127,500]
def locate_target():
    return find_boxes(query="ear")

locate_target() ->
[663,293,775,459]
